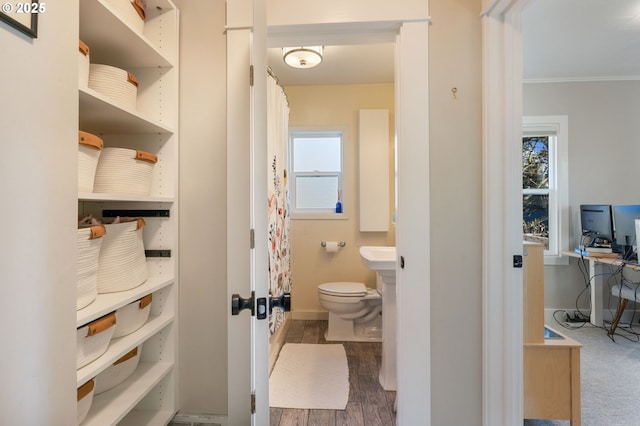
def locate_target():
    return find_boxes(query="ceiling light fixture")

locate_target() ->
[282,46,323,69]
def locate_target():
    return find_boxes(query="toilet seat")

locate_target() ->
[318,281,367,297]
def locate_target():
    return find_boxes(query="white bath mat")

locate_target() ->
[269,343,349,410]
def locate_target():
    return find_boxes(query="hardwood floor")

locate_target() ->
[270,320,396,426]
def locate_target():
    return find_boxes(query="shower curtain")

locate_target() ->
[267,74,290,335]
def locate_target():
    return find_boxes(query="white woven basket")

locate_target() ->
[105,0,146,35]
[76,313,116,369]
[93,147,157,196]
[76,225,106,311]
[97,219,148,293]
[112,294,152,338]
[77,379,95,425]
[79,40,90,88]
[88,64,138,110]
[78,131,103,193]
[94,346,142,395]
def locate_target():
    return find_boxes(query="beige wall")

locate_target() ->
[285,83,396,316]
[0,2,79,423]
[429,0,483,423]
[175,0,228,414]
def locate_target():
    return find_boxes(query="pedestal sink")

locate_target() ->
[359,246,396,285]
[359,246,397,391]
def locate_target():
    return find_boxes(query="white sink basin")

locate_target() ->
[359,246,397,271]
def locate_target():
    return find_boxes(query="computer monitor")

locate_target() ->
[612,204,640,260]
[579,204,614,247]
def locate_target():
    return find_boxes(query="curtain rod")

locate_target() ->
[267,66,281,86]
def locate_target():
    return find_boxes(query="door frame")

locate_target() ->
[481,0,532,424]
[267,18,432,426]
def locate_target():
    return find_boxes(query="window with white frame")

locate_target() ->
[522,115,569,265]
[289,129,344,218]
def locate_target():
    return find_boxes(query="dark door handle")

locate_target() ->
[270,292,291,314]
[231,291,255,316]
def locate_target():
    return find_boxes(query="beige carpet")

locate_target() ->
[269,343,349,410]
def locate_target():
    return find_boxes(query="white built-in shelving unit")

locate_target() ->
[77,1,179,424]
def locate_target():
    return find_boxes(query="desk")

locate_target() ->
[562,250,640,326]
[528,244,581,425]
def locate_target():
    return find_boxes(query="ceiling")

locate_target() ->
[267,43,395,86]
[522,0,640,82]
[267,0,640,86]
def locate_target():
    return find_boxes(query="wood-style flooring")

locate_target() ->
[270,320,396,426]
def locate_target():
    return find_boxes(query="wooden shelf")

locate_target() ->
[81,361,174,426]
[79,87,174,135]
[80,0,175,69]
[79,192,174,203]
[77,315,174,385]
[77,276,173,327]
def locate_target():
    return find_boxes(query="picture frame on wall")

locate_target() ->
[0,1,40,38]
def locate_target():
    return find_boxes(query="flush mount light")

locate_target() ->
[282,46,323,69]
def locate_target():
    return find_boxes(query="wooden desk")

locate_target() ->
[524,327,581,425]
[562,250,640,326]
[526,244,581,425]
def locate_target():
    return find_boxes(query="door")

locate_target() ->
[227,0,270,424]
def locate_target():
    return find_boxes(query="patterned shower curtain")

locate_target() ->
[267,74,290,335]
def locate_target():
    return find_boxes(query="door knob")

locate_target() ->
[231,291,255,316]
[269,292,291,314]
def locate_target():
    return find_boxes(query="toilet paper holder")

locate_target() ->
[321,241,346,247]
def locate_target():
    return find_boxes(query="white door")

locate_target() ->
[226,0,270,424]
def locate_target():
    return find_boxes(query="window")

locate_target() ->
[289,129,345,218]
[522,116,569,265]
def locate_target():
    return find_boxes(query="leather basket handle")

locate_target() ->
[131,0,146,21]
[138,294,152,309]
[78,131,103,150]
[86,313,116,337]
[113,347,138,366]
[77,379,95,401]
[79,40,90,57]
[89,225,106,240]
[127,71,138,87]
[135,150,157,164]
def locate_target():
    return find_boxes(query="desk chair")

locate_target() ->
[609,284,640,336]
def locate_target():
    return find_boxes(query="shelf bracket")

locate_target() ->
[102,209,170,218]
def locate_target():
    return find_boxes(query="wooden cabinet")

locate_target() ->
[77,1,179,424]
[523,242,581,426]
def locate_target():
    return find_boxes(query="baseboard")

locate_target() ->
[269,314,291,374]
[290,309,328,321]
[544,308,640,327]
[170,413,227,426]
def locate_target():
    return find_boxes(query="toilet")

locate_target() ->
[317,281,382,342]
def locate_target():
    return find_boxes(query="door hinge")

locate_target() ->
[250,228,255,249]
[249,65,254,87]
[251,392,256,414]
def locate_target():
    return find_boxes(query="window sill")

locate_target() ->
[292,211,349,220]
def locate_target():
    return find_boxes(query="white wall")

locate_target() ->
[0,4,78,424]
[524,80,640,313]
[174,0,229,414]
[429,0,483,424]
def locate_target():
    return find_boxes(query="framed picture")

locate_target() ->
[0,1,40,38]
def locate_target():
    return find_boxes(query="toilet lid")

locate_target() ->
[318,282,367,297]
